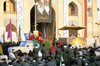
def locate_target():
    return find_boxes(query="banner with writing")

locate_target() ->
[17,0,25,41]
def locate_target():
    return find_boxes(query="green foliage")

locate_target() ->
[0,45,4,55]
[42,41,52,51]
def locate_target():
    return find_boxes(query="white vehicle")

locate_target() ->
[12,40,34,53]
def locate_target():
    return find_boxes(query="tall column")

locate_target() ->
[23,0,30,33]
[0,0,4,27]
[84,0,87,38]
[64,0,69,38]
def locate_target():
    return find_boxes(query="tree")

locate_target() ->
[42,41,52,51]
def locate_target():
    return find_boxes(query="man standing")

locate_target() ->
[62,44,68,65]
[56,45,61,59]
[51,44,56,59]
[67,44,73,66]
[33,44,40,62]
[41,44,47,60]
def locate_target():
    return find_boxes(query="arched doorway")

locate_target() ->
[30,6,56,40]
[5,23,17,42]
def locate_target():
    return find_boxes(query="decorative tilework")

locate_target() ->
[64,0,69,38]
[4,19,17,27]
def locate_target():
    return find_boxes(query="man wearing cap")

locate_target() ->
[37,61,43,66]
[33,44,40,62]
[62,44,68,65]
[41,44,47,60]
[31,60,37,66]
[13,60,21,66]
[45,56,55,66]
[66,44,73,66]
[21,60,30,66]
[56,45,61,59]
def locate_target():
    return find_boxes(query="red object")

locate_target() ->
[58,42,61,47]
[37,37,39,42]
[29,35,32,40]
[39,31,44,37]
[51,46,56,53]
[84,0,87,38]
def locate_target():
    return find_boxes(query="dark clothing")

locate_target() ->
[62,47,68,65]
[41,47,47,60]
[28,51,33,57]
[82,59,88,66]
[21,62,30,66]
[13,63,21,66]
[89,49,95,56]
[76,59,82,66]
[67,48,73,66]
[18,51,23,57]
[95,61,100,66]
[45,61,55,66]
[31,62,37,66]
[56,58,60,66]
[90,62,96,66]
[33,48,39,62]
[74,49,78,56]
[56,47,61,58]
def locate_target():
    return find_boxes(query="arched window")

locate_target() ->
[4,0,15,14]
[69,2,78,16]
[69,3,74,15]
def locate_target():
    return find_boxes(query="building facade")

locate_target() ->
[0,0,99,46]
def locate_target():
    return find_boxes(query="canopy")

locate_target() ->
[58,26,86,30]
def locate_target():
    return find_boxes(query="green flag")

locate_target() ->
[32,40,42,49]
[60,52,62,66]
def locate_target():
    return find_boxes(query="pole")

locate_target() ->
[35,3,37,31]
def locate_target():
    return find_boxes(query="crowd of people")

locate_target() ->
[0,42,100,66]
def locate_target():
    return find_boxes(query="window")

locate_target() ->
[69,2,78,16]
[4,2,6,11]
[87,8,92,16]
[4,0,15,14]
[69,3,74,15]
[19,41,27,46]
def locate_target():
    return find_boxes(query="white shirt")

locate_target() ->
[44,5,49,15]
[37,5,44,14]
[9,52,16,60]
[78,51,83,55]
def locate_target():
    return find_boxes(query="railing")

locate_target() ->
[4,11,16,14]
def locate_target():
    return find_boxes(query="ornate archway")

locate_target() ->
[6,23,17,32]
[69,2,78,16]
